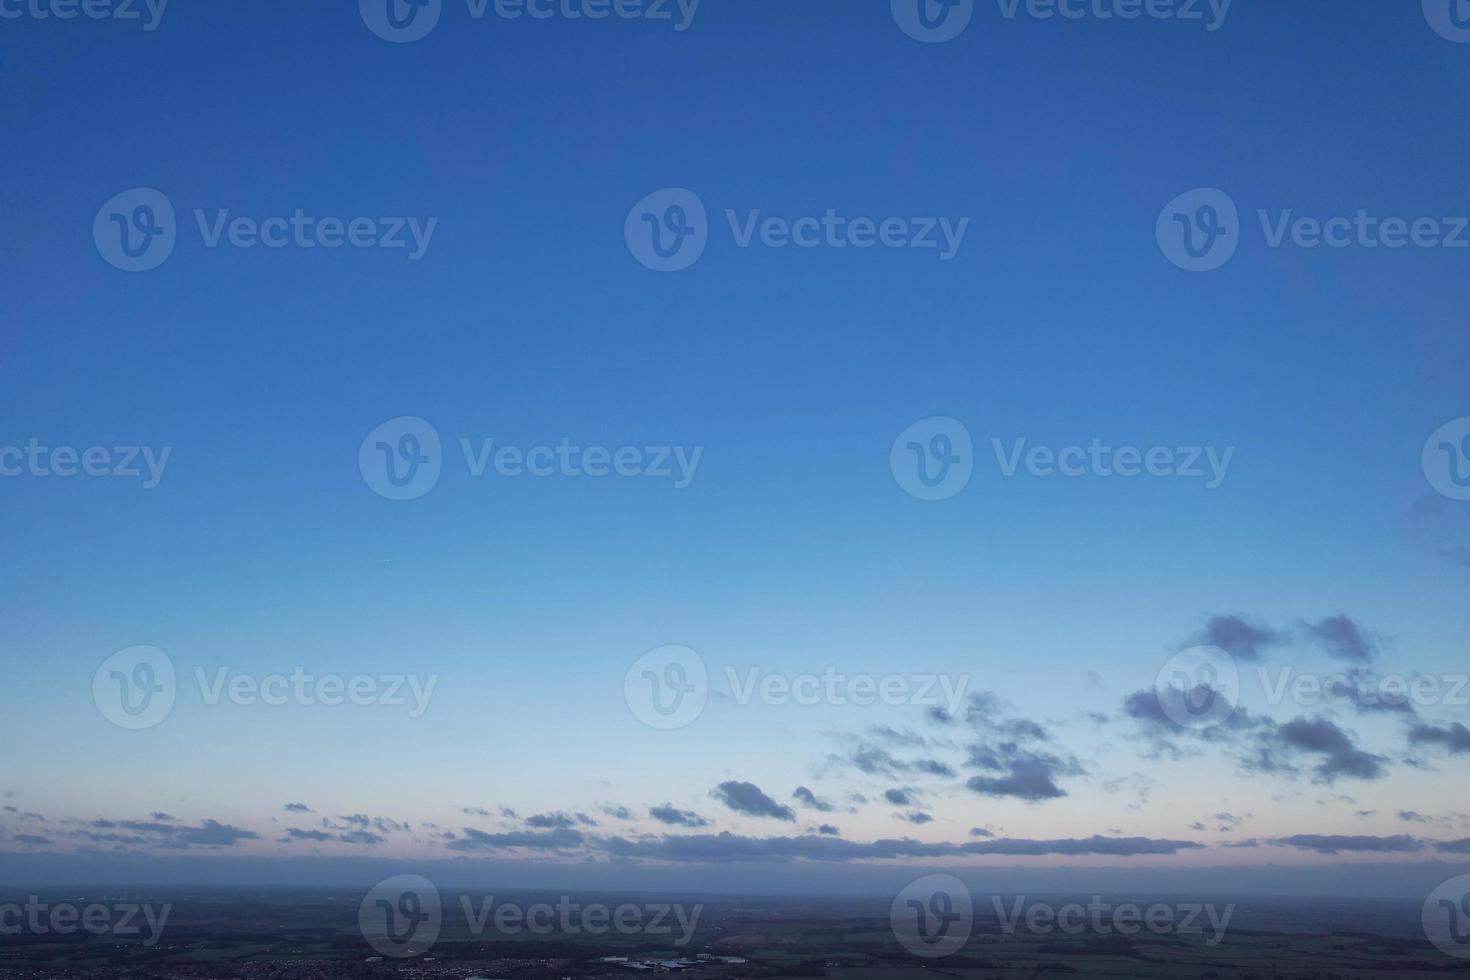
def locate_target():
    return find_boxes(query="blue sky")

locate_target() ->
[2,0,1470,895]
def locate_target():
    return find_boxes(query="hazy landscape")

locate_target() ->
[2,888,1468,979]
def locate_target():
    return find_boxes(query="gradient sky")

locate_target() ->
[2,0,1469,895]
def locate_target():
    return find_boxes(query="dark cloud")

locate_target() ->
[1325,670,1414,715]
[283,803,313,814]
[900,811,933,824]
[816,824,840,836]
[598,831,1203,864]
[865,726,934,748]
[965,746,1080,802]
[1194,615,1283,661]
[331,814,408,835]
[649,805,711,828]
[955,693,1081,802]
[845,745,956,780]
[1409,722,1470,755]
[13,834,50,846]
[711,782,796,822]
[445,827,584,852]
[969,827,994,838]
[71,817,259,850]
[149,812,176,822]
[178,820,262,847]
[792,787,835,813]
[1122,685,1265,751]
[1271,718,1388,783]
[967,835,1203,856]
[1301,616,1378,663]
[1399,810,1431,824]
[599,805,633,820]
[280,827,384,845]
[883,788,914,806]
[1262,834,1423,855]
[1436,837,1470,854]
[281,829,333,843]
[526,811,597,829]
[1206,812,1247,832]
